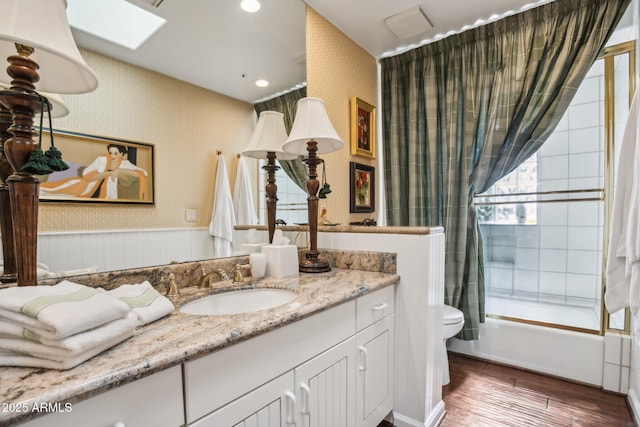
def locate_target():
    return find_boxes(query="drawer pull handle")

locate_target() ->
[359,346,368,371]
[372,302,388,311]
[285,391,297,425]
[300,383,311,415]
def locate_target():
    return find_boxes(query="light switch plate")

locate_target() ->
[185,209,197,222]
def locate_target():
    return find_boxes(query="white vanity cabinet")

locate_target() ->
[185,285,396,427]
[184,301,357,426]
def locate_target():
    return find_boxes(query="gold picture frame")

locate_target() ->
[37,129,155,205]
[350,96,376,159]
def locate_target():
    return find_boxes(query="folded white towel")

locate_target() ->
[57,266,100,277]
[0,281,130,339]
[0,313,137,355]
[108,281,174,326]
[0,327,133,370]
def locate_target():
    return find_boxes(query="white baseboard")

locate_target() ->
[393,400,445,427]
[628,388,640,426]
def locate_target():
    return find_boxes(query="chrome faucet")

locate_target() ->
[197,267,230,289]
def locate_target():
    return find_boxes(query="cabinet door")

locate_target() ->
[191,371,295,427]
[355,314,395,427]
[294,337,356,427]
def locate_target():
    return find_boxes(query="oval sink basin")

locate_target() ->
[180,288,298,315]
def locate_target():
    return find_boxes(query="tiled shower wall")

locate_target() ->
[482,62,608,304]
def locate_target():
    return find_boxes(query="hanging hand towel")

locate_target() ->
[233,156,258,225]
[606,91,639,314]
[209,155,236,258]
[0,281,130,339]
[0,328,133,370]
[0,313,137,357]
[108,281,174,326]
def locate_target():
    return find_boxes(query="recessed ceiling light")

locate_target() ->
[67,0,166,50]
[241,0,261,13]
[255,79,269,88]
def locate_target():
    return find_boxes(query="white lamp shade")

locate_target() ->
[242,111,297,160]
[0,0,98,94]
[37,92,69,118]
[0,83,69,118]
[282,97,344,155]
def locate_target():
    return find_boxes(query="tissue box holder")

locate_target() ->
[262,245,299,278]
[240,243,268,253]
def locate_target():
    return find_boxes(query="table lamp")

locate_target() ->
[0,88,68,283]
[0,0,98,285]
[242,111,297,244]
[282,97,343,273]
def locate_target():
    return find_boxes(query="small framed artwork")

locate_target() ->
[350,96,376,159]
[37,129,155,205]
[350,162,375,213]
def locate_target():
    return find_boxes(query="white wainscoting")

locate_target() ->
[316,230,446,427]
[34,228,215,274]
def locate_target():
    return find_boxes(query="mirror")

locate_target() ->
[27,0,306,280]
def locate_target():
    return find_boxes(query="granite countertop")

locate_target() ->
[0,268,399,426]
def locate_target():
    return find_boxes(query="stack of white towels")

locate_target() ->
[0,280,174,370]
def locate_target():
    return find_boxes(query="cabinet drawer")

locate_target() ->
[356,286,395,332]
[21,365,184,427]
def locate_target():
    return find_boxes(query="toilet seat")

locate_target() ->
[443,304,463,325]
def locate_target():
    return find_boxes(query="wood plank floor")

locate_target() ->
[441,353,635,427]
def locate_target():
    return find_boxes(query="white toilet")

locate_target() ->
[442,304,464,385]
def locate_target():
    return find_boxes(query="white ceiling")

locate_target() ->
[71,0,306,104]
[71,0,558,104]
[305,0,555,58]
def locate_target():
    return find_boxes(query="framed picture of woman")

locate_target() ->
[37,129,155,205]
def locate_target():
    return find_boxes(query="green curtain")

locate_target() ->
[381,0,630,339]
[254,87,307,191]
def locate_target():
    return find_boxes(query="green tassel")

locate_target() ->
[22,149,53,175]
[45,145,69,171]
[318,161,331,198]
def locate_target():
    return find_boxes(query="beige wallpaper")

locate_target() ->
[306,7,378,225]
[40,49,257,232]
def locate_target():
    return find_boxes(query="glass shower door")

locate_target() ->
[477,41,634,334]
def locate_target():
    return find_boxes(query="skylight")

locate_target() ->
[67,0,166,50]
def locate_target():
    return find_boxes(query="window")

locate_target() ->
[476,154,538,225]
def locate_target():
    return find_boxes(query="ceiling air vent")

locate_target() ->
[384,5,433,40]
